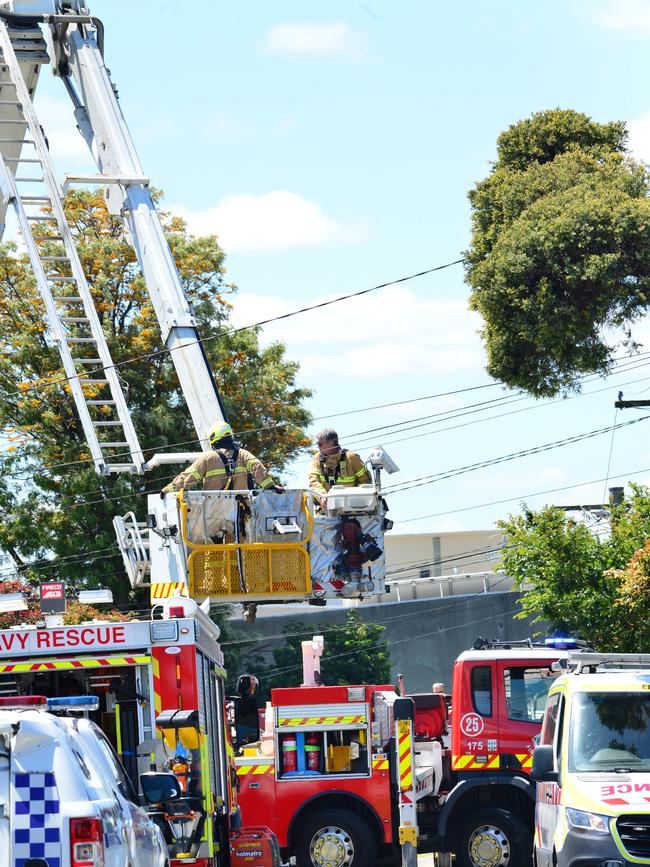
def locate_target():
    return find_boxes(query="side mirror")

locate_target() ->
[140,771,182,805]
[233,696,261,749]
[531,744,558,782]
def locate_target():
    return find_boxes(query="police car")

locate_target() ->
[0,695,169,867]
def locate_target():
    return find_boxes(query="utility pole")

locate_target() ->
[615,391,650,410]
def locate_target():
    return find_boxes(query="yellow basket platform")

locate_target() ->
[179,492,313,601]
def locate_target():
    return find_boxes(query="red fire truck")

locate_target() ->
[0,597,280,866]
[235,638,571,867]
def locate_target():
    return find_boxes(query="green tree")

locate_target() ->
[465,108,650,397]
[243,611,391,698]
[0,190,312,601]
[499,484,650,650]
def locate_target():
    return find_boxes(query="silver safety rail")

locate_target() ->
[568,651,650,674]
[113,511,150,588]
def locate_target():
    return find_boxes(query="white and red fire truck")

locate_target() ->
[0,598,280,866]
[235,637,572,867]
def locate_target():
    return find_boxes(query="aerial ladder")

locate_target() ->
[0,0,397,613]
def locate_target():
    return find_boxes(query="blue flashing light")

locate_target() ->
[47,695,99,712]
[545,636,578,649]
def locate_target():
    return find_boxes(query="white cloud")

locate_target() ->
[264,22,368,59]
[627,112,650,161]
[591,0,650,32]
[176,191,370,252]
[230,287,484,379]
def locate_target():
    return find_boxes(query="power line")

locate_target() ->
[396,464,650,524]
[384,417,649,495]
[0,258,465,403]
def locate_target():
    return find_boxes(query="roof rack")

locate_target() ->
[568,651,650,674]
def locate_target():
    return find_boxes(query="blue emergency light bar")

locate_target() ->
[544,637,578,649]
[47,696,100,712]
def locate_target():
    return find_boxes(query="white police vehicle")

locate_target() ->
[0,695,169,867]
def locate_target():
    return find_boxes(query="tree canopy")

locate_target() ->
[0,190,312,601]
[465,108,650,397]
[499,484,650,651]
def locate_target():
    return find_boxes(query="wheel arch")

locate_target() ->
[286,790,386,848]
[438,775,535,843]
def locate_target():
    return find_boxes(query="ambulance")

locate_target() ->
[532,652,650,867]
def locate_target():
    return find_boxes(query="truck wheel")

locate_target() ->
[456,808,531,867]
[295,808,377,867]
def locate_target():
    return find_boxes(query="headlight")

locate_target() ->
[566,808,610,834]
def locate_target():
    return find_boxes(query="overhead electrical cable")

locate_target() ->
[0,258,465,403]
[383,417,649,495]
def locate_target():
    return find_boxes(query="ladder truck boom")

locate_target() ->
[0,0,226,469]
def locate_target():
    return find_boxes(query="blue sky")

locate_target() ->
[31,0,650,537]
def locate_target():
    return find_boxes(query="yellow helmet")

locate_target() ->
[208,421,233,445]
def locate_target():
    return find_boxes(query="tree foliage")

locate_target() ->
[0,190,312,601]
[499,484,650,650]
[242,611,392,699]
[465,108,650,397]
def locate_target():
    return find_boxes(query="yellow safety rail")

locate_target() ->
[179,492,313,600]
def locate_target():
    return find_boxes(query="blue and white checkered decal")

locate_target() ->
[12,772,61,867]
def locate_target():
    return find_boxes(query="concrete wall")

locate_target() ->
[228,591,542,693]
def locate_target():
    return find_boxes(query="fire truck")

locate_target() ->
[0,596,280,865]
[235,637,573,867]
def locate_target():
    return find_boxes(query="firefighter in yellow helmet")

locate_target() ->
[308,428,371,510]
[162,421,284,494]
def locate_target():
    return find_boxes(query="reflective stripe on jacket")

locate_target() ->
[163,448,274,492]
[307,448,370,496]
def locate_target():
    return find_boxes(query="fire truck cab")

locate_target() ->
[235,640,568,867]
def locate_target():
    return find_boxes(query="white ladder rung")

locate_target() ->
[87,400,117,405]
[73,358,102,364]
[48,276,77,281]
[61,317,89,323]
[55,297,83,303]
[93,421,123,427]
[67,337,97,343]
[79,379,109,384]
[99,442,130,448]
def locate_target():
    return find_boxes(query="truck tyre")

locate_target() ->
[455,807,531,867]
[294,808,377,867]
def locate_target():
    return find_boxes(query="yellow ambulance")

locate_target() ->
[532,652,650,867]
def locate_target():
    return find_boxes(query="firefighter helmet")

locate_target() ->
[208,421,233,446]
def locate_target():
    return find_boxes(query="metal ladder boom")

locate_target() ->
[61,18,227,450]
[0,20,145,474]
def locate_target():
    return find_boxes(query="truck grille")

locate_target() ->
[616,814,650,859]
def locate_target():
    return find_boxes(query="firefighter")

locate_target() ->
[308,428,371,510]
[162,422,284,494]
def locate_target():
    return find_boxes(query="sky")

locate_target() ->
[25,0,650,540]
